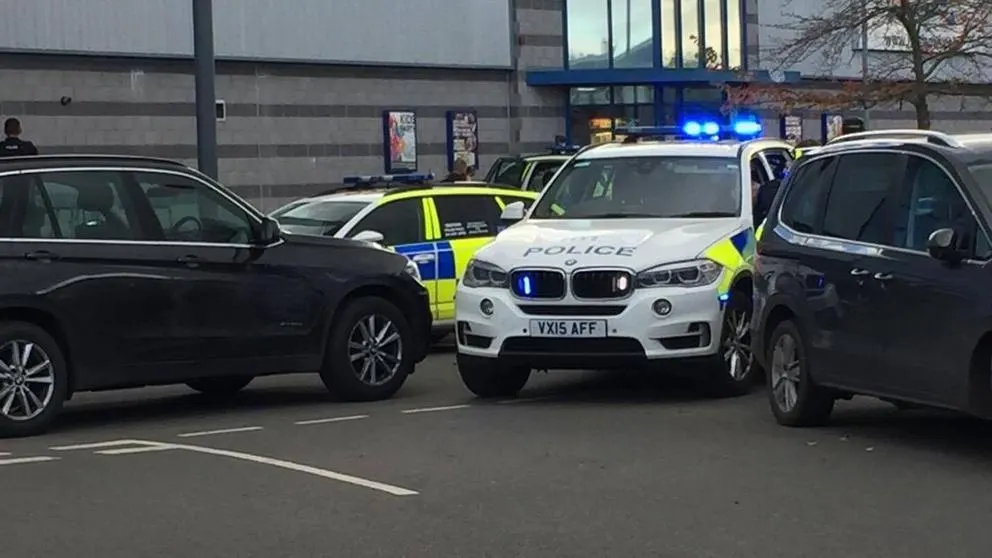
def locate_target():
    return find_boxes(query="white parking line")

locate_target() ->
[50,440,146,451]
[177,426,263,438]
[96,446,174,455]
[0,451,9,456]
[401,404,471,414]
[295,414,369,426]
[0,456,59,466]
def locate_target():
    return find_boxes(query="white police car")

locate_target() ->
[454,124,793,398]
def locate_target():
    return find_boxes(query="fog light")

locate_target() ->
[652,299,672,316]
[480,298,494,316]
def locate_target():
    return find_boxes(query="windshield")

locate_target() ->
[269,199,369,236]
[529,156,742,219]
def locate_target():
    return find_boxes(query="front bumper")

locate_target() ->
[455,283,725,370]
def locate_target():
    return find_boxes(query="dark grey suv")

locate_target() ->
[752,130,992,426]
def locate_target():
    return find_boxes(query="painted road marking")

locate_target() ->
[96,445,174,455]
[401,404,471,414]
[0,456,59,466]
[295,414,369,426]
[50,440,145,451]
[177,426,263,438]
[50,437,418,496]
[0,451,9,456]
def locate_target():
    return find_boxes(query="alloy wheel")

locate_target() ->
[347,314,403,387]
[0,340,56,421]
[770,333,801,412]
[723,308,753,380]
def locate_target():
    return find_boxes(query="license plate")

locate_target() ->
[528,319,606,338]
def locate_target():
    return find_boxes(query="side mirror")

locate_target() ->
[500,201,526,224]
[352,230,385,244]
[926,227,965,264]
[256,217,282,245]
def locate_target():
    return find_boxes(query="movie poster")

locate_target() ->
[446,111,478,172]
[383,110,417,173]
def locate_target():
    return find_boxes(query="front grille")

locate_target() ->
[571,269,634,299]
[509,269,566,299]
[516,304,626,316]
[501,337,644,355]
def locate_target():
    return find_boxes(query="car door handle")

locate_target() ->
[24,250,58,261]
[849,268,872,276]
[177,255,200,267]
[411,253,435,263]
[873,272,894,282]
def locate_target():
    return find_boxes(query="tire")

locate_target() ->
[766,319,835,427]
[702,291,757,397]
[320,296,412,401]
[186,375,254,396]
[0,321,69,438]
[457,353,531,398]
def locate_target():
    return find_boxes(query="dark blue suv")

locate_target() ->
[752,130,992,426]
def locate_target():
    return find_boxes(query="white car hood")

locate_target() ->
[477,218,745,270]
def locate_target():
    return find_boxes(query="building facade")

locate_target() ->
[1,0,989,209]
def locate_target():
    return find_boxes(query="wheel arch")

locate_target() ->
[322,280,428,364]
[966,330,992,416]
[0,304,76,394]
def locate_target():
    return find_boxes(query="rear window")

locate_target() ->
[270,199,369,237]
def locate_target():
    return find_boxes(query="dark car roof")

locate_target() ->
[815,132,992,166]
[0,154,190,173]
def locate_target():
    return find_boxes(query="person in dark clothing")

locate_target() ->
[441,159,470,183]
[753,177,781,227]
[0,118,39,157]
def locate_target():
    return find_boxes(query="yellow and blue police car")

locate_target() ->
[484,145,577,192]
[270,175,540,342]
[453,122,796,398]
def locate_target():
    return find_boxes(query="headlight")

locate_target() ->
[636,259,722,288]
[403,259,421,282]
[461,259,508,288]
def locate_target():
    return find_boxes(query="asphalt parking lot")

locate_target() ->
[2,343,992,558]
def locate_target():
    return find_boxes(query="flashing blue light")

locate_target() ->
[682,121,702,136]
[516,274,534,296]
[702,121,720,136]
[718,293,730,302]
[549,143,582,155]
[732,120,762,136]
[342,173,435,186]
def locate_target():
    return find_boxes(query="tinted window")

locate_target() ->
[351,198,423,245]
[527,161,564,191]
[897,156,987,255]
[271,199,369,237]
[135,172,254,244]
[433,194,502,239]
[821,153,902,243]
[488,158,527,187]
[38,171,136,240]
[780,156,836,233]
[530,156,741,219]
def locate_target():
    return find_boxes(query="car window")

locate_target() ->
[896,156,989,257]
[497,194,537,210]
[270,199,369,237]
[530,156,742,219]
[488,158,527,187]
[35,171,137,240]
[750,157,769,186]
[763,149,792,180]
[526,161,564,191]
[820,153,903,244]
[351,198,423,245]
[780,156,836,234]
[134,172,254,244]
[432,194,502,239]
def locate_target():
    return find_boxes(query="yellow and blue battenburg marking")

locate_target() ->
[393,242,457,280]
[701,228,756,309]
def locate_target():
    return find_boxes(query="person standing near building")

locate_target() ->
[0,118,39,157]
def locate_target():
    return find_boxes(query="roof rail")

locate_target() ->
[0,153,188,166]
[827,130,961,148]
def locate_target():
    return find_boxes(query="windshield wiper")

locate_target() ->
[666,211,737,218]
[574,212,661,219]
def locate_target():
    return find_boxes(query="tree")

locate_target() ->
[724,0,992,129]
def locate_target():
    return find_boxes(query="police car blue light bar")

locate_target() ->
[548,143,583,155]
[341,173,435,186]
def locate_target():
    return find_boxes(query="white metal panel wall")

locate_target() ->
[0,0,513,68]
